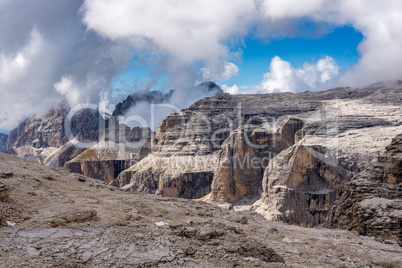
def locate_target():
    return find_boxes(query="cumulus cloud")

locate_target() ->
[255,56,339,93]
[82,0,255,66]
[201,61,240,82]
[2,0,402,129]
[221,84,240,94]
[258,0,402,86]
[54,77,82,107]
[0,0,133,129]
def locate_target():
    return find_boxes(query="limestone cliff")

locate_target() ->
[325,133,402,245]
[210,117,304,203]
[120,81,402,228]
[260,144,352,227]
[5,105,103,164]
[115,154,215,199]
[65,125,152,183]
[255,95,402,227]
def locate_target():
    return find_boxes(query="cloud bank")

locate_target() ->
[255,56,339,93]
[1,0,402,129]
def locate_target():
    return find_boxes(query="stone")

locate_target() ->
[5,105,103,164]
[64,125,152,183]
[210,117,303,203]
[0,182,9,202]
[325,133,402,245]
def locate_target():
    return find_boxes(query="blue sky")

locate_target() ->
[113,26,363,94]
[2,1,401,130]
[229,26,363,88]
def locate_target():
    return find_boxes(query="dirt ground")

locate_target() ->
[0,153,401,267]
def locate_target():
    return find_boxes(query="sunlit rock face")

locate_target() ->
[120,81,402,228]
[210,117,304,203]
[115,154,216,199]
[325,133,402,246]
[261,144,352,227]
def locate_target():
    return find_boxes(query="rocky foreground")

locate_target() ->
[1,152,402,267]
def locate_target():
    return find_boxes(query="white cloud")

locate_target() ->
[201,61,240,82]
[82,0,402,90]
[258,0,402,86]
[260,0,326,20]
[54,76,81,107]
[255,56,339,93]
[221,84,240,94]
[82,0,255,67]
[2,0,402,130]
[0,29,43,86]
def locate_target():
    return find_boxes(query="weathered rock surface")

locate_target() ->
[122,81,402,230]
[210,117,304,203]
[65,125,152,183]
[260,143,352,227]
[0,182,9,202]
[325,133,402,245]
[1,152,402,267]
[116,154,215,199]
[5,105,103,164]
[0,133,7,152]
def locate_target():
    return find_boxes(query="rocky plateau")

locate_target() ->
[3,81,402,250]
[1,152,401,267]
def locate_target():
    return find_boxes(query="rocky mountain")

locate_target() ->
[65,123,153,183]
[112,89,175,117]
[4,80,402,243]
[5,105,103,164]
[0,133,7,152]
[4,82,222,184]
[112,81,223,117]
[325,132,402,246]
[113,81,402,230]
[1,152,401,267]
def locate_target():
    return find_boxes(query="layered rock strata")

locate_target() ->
[65,125,152,183]
[119,81,402,227]
[116,154,216,199]
[5,106,103,164]
[210,117,304,203]
[325,133,402,245]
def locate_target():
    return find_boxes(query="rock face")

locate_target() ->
[112,90,175,117]
[261,144,352,227]
[112,81,222,117]
[116,154,215,199]
[5,105,103,164]
[119,81,402,228]
[325,133,402,245]
[65,125,152,183]
[0,133,7,152]
[210,117,304,203]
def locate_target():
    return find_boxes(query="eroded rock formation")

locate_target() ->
[115,154,215,199]
[119,81,402,228]
[5,105,103,164]
[65,125,152,183]
[261,144,352,227]
[210,117,304,203]
[325,133,402,245]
